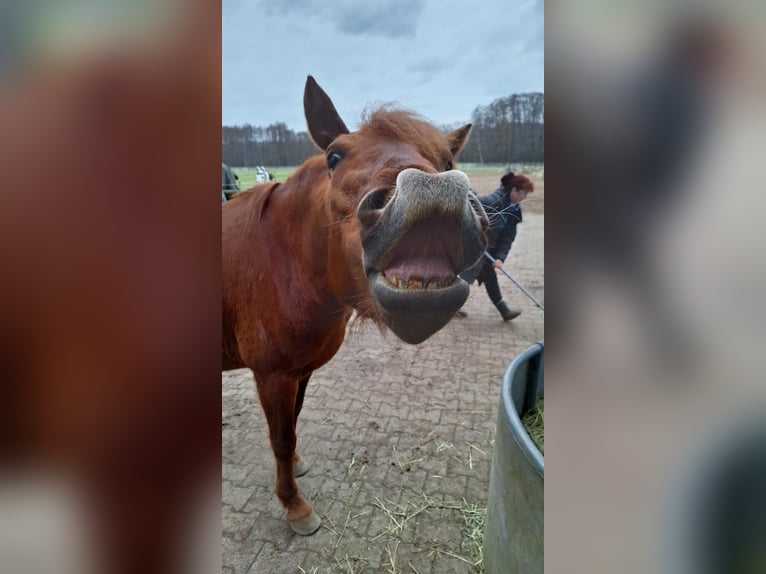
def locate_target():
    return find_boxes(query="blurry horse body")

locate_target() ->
[222,77,487,534]
[0,20,221,574]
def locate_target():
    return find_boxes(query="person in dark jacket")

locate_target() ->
[461,172,534,320]
[222,162,239,203]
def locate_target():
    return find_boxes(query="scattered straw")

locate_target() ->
[385,541,400,574]
[419,497,486,571]
[372,497,403,539]
[522,398,544,454]
[333,554,369,574]
[436,441,454,453]
[366,494,489,571]
[428,545,476,567]
[371,497,429,540]
[334,511,352,550]
[392,446,404,472]
[347,453,369,478]
[459,499,487,571]
[371,494,460,541]
[321,514,341,537]
[466,442,487,457]
[418,430,438,448]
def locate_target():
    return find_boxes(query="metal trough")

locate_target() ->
[484,342,544,574]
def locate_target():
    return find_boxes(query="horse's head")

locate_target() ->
[304,76,488,344]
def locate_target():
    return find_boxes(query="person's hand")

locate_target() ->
[493,259,503,269]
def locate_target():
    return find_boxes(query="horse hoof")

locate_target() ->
[294,458,309,477]
[289,510,321,536]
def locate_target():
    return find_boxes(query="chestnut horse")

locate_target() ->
[222,76,488,534]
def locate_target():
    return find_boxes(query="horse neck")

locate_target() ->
[274,159,341,301]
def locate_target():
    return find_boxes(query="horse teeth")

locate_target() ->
[386,274,454,290]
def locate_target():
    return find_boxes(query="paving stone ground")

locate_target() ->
[223,182,543,574]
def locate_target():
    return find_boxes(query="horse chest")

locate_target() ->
[285,310,350,368]
[250,306,350,374]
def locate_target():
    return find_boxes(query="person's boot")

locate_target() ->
[495,300,521,321]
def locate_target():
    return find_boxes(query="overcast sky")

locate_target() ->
[222,0,543,131]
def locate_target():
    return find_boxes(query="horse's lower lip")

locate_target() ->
[369,270,469,344]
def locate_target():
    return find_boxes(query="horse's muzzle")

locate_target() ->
[359,168,488,344]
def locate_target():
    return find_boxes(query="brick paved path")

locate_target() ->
[223,212,543,574]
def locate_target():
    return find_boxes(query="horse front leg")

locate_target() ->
[255,373,320,535]
[292,374,311,477]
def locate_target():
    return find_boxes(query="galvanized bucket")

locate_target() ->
[484,342,544,574]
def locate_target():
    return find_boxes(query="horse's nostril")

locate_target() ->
[358,187,391,227]
[367,188,390,210]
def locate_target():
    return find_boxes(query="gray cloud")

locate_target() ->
[252,0,425,38]
[407,55,453,83]
[335,0,425,37]
[223,0,543,129]
[254,0,315,18]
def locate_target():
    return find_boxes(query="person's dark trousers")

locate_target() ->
[478,261,503,304]
[477,261,520,321]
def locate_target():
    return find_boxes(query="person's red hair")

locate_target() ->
[501,172,534,193]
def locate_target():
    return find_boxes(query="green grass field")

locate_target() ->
[231,166,297,188]
[460,163,544,180]
[232,163,542,190]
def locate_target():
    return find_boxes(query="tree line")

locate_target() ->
[460,92,544,164]
[222,92,543,167]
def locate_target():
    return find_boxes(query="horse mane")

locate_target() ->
[359,106,443,144]
[224,182,280,233]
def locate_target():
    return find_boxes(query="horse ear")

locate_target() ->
[446,123,472,156]
[303,76,350,151]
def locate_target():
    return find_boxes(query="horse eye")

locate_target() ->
[445,161,453,171]
[327,151,343,171]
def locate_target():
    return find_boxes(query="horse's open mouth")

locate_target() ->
[382,274,457,290]
[369,270,469,344]
[381,260,458,290]
[378,215,462,285]
[367,215,469,343]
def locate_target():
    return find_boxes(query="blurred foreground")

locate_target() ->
[0,1,221,573]
[2,1,766,573]
[547,3,766,574]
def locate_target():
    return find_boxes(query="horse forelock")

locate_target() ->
[357,107,448,162]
